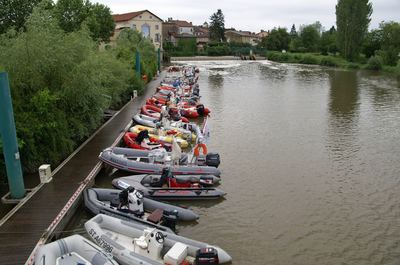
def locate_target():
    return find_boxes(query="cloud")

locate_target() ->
[95,0,399,32]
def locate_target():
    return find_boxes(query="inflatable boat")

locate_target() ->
[85,214,232,265]
[99,147,221,176]
[130,124,196,142]
[123,132,171,151]
[133,114,189,128]
[34,234,119,265]
[112,174,226,201]
[124,130,188,149]
[84,188,198,224]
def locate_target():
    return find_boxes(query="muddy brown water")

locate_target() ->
[66,61,400,265]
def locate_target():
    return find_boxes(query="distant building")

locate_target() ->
[162,19,197,47]
[194,26,210,50]
[225,30,258,46]
[256,30,269,39]
[111,10,163,50]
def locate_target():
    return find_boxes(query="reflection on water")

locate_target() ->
[329,70,360,117]
[327,70,361,170]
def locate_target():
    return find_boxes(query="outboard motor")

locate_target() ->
[196,104,205,116]
[128,189,145,217]
[169,108,182,121]
[205,153,220,168]
[195,247,219,265]
[193,86,200,97]
[161,209,178,231]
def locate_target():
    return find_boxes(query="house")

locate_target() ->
[225,30,258,46]
[111,10,163,50]
[194,26,210,50]
[162,19,195,45]
[256,30,269,39]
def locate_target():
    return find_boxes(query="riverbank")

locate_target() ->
[266,51,400,75]
[0,71,166,265]
[171,55,266,61]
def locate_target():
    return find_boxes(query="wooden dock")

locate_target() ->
[0,73,164,265]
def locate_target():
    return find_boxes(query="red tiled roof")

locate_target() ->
[169,20,193,27]
[112,10,163,22]
[113,11,144,22]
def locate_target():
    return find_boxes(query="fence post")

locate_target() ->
[0,72,26,199]
[135,50,141,77]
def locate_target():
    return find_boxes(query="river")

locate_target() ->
[68,60,400,265]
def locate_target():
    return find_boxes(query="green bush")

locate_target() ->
[299,55,320,65]
[346,63,360,69]
[320,57,339,67]
[207,45,230,56]
[366,55,384,70]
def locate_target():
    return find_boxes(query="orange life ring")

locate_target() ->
[194,143,207,156]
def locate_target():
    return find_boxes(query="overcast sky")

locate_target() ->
[94,0,399,32]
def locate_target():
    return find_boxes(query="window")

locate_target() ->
[155,33,160,43]
[150,15,153,19]
[131,24,136,30]
[155,25,159,30]
[141,24,150,38]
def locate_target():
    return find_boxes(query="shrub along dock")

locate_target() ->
[0,73,164,265]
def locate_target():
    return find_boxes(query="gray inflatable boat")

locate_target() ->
[85,214,232,265]
[99,147,221,176]
[84,188,198,223]
[133,114,160,128]
[112,175,226,201]
[34,234,119,265]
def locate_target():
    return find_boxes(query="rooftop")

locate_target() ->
[112,10,163,22]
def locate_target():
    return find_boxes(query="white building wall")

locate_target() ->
[114,11,163,50]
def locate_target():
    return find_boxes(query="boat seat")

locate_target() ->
[164,242,188,265]
[147,209,164,224]
[134,236,148,249]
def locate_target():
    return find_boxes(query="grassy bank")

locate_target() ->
[265,51,400,75]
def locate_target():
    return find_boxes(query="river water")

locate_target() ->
[68,60,400,265]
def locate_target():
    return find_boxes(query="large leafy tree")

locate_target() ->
[362,28,382,58]
[378,21,400,65]
[320,26,338,55]
[86,3,115,42]
[336,0,372,60]
[54,0,114,42]
[0,0,41,34]
[299,23,321,52]
[55,0,91,33]
[260,27,290,51]
[209,9,225,42]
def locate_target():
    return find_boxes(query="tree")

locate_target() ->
[209,9,225,42]
[0,3,153,182]
[336,0,372,60]
[260,27,290,51]
[0,0,41,34]
[55,0,91,33]
[290,24,297,38]
[299,24,321,52]
[86,3,115,42]
[320,26,338,55]
[55,0,114,42]
[378,21,400,65]
[362,29,382,58]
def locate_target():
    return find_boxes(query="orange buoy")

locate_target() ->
[193,143,207,156]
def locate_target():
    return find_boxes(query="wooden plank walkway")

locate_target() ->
[0,73,164,265]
